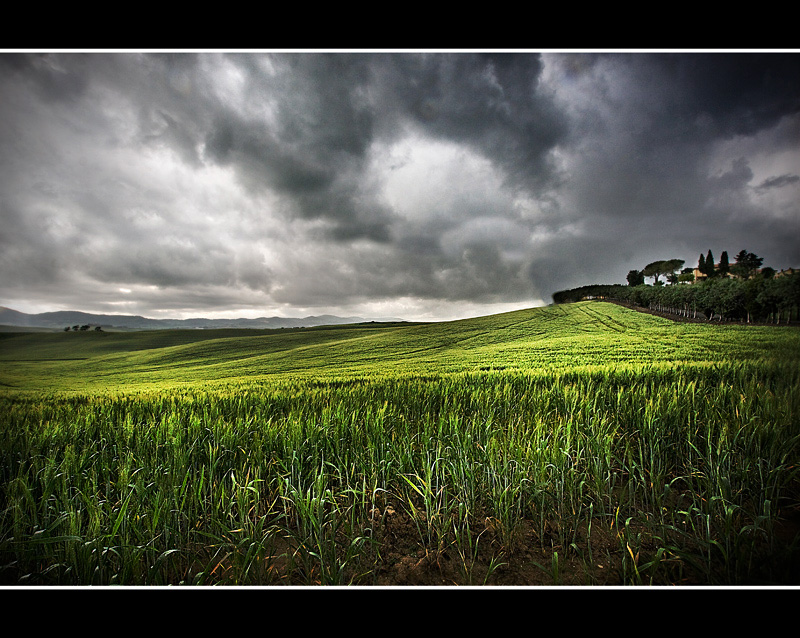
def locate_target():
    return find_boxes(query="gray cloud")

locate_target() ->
[757,173,800,190]
[1,51,798,321]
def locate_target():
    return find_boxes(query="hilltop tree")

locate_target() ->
[643,261,667,285]
[664,259,685,283]
[627,269,645,286]
[719,251,730,276]
[678,267,696,284]
[731,249,764,279]
[704,249,716,277]
[698,253,706,275]
[643,259,685,285]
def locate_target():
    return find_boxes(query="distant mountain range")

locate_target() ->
[0,306,405,331]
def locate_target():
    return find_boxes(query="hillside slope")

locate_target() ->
[2,301,798,393]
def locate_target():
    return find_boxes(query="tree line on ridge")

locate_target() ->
[552,249,800,324]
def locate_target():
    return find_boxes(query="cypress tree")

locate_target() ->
[719,251,730,276]
[705,249,715,277]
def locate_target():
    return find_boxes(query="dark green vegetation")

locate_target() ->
[554,271,800,325]
[2,302,799,585]
[555,249,799,325]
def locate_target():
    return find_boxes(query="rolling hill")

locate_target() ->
[3,300,800,586]
[2,301,798,393]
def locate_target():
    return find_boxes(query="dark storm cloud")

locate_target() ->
[0,53,89,103]
[659,53,800,136]
[558,53,800,141]
[757,173,800,190]
[1,51,798,320]
[376,53,568,190]
[191,52,565,243]
[190,53,397,242]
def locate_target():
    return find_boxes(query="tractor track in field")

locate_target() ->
[575,304,627,333]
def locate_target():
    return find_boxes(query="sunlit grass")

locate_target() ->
[1,302,799,585]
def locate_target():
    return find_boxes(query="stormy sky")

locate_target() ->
[1,51,798,321]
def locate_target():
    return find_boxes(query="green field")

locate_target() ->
[2,301,799,585]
